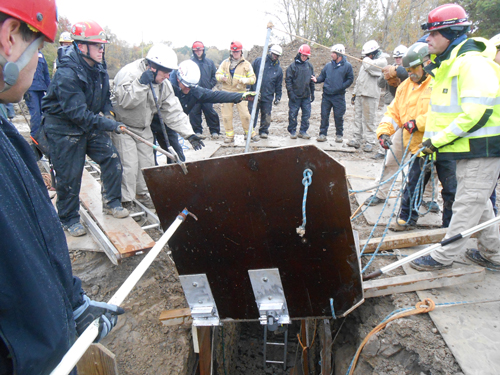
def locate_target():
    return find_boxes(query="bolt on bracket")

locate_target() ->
[179,274,220,326]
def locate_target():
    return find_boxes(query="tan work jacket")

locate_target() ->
[216,57,256,93]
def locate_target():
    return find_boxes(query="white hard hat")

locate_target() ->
[393,45,408,57]
[490,33,500,48]
[59,31,73,43]
[177,60,200,87]
[269,45,283,56]
[146,44,178,70]
[331,44,345,55]
[362,40,380,56]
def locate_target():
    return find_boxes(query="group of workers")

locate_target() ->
[1,0,500,373]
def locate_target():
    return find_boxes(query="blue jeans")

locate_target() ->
[400,157,456,227]
[320,94,346,136]
[150,114,186,164]
[249,100,273,135]
[287,97,311,134]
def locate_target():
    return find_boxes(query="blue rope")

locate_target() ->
[296,168,313,237]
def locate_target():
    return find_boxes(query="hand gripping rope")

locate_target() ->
[296,168,313,238]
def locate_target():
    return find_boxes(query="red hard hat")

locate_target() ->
[230,40,243,52]
[71,20,109,44]
[421,4,471,31]
[192,41,205,50]
[0,0,58,42]
[298,44,311,56]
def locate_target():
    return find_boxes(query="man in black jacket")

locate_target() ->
[312,44,354,143]
[0,6,123,374]
[189,41,220,139]
[249,45,283,138]
[42,21,129,237]
[286,44,315,139]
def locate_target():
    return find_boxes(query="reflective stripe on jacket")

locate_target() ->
[353,55,387,98]
[424,38,500,160]
[376,75,432,154]
[216,57,256,93]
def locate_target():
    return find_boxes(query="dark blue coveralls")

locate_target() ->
[24,52,51,137]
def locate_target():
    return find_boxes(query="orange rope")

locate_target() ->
[348,298,436,375]
[297,320,318,353]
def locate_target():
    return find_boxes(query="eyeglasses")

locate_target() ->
[89,43,105,51]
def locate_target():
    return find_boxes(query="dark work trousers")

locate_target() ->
[150,114,186,164]
[320,94,346,136]
[46,130,123,227]
[24,90,45,137]
[400,157,456,227]
[287,97,311,134]
[189,102,220,135]
[249,100,273,135]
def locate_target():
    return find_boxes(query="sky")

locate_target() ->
[56,0,283,50]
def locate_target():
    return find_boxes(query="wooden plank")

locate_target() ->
[197,326,211,375]
[159,307,192,326]
[300,320,309,375]
[363,266,485,298]
[320,319,332,375]
[77,343,118,375]
[79,169,155,257]
[360,228,448,253]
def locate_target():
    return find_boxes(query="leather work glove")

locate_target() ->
[403,119,418,134]
[139,70,155,85]
[273,98,280,106]
[419,138,437,155]
[383,65,400,87]
[187,134,205,151]
[242,91,256,101]
[378,134,393,150]
[310,94,315,103]
[73,295,125,343]
[239,77,251,85]
[114,123,128,134]
[351,94,356,105]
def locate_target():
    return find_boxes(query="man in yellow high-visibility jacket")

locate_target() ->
[410,4,500,271]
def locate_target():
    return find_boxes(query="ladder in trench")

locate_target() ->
[263,324,289,371]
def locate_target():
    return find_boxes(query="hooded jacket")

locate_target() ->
[191,52,217,90]
[285,54,315,99]
[112,59,194,138]
[315,57,354,96]
[353,52,388,98]
[249,54,283,102]
[41,45,117,135]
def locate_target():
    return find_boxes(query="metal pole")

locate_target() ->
[363,214,500,280]
[50,209,191,375]
[120,127,176,161]
[245,23,273,153]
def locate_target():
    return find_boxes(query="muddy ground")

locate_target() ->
[10,42,468,375]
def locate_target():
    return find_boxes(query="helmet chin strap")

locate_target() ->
[0,35,44,93]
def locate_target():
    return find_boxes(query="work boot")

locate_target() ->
[195,132,207,139]
[103,205,129,219]
[136,193,155,209]
[390,218,417,232]
[410,255,452,271]
[224,136,234,143]
[363,143,373,153]
[259,133,268,139]
[335,135,343,143]
[422,200,440,213]
[64,222,87,237]
[211,133,219,140]
[372,152,385,160]
[364,195,385,206]
[298,132,311,139]
[251,134,260,142]
[317,134,327,142]
[465,249,500,270]
[290,132,298,139]
[347,139,360,149]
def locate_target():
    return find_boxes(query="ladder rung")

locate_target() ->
[142,223,160,230]
[130,212,145,217]
[266,342,285,346]
[266,360,285,364]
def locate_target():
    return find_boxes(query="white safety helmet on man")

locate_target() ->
[362,40,380,56]
[491,33,500,49]
[146,44,178,71]
[331,44,346,55]
[177,60,200,87]
[393,45,408,57]
[59,32,73,44]
[269,45,283,56]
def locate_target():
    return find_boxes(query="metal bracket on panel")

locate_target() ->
[248,268,291,326]
[179,274,220,326]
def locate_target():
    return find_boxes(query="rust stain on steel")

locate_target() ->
[143,145,363,321]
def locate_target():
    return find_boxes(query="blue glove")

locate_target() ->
[73,295,125,343]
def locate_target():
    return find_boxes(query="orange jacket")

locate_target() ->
[376,74,432,154]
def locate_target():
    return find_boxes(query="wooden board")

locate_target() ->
[360,228,448,253]
[77,343,118,375]
[231,134,355,152]
[79,169,155,258]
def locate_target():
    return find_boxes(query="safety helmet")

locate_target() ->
[146,44,178,70]
[0,0,58,42]
[421,4,471,32]
[393,45,408,57]
[491,34,500,49]
[177,60,200,88]
[192,41,204,51]
[71,21,109,44]
[362,40,380,56]
[59,31,73,44]
[402,42,429,68]
[298,44,311,56]
[269,45,283,56]
[230,41,243,52]
[331,44,346,55]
